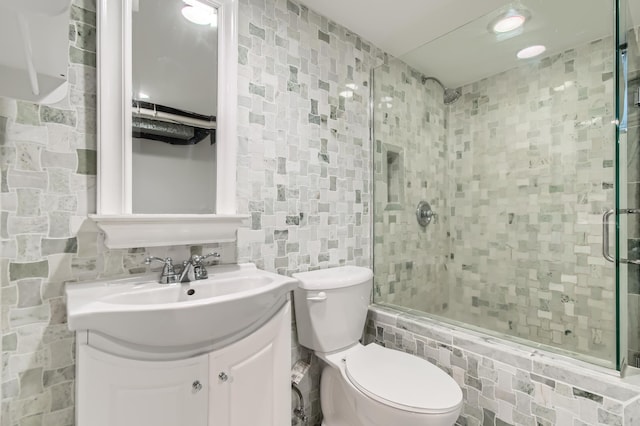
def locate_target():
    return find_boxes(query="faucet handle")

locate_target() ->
[201,252,221,262]
[145,257,179,284]
[191,252,220,265]
[191,252,220,280]
[145,256,174,270]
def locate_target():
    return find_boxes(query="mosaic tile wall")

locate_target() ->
[0,0,381,424]
[0,2,104,423]
[235,0,379,273]
[234,0,383,421]
[374,36,619,364]
[446,37,617,363]
[367,305,640,426]
[372,58,450,313]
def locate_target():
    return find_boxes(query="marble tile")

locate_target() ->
[373,34,618,363]
[368,305,640,426]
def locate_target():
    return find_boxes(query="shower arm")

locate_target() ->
[422,76,446,89]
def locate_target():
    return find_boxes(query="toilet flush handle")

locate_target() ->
[307,292,327,301]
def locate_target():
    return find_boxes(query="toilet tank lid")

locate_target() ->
[292,266,373,290]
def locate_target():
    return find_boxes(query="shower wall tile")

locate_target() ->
[367,305,640,426]
[445,38,617,361]
[372,59,450,313]
[374,35,619,363]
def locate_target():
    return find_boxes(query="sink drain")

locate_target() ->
[187,289,195,296]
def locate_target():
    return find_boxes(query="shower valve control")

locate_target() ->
[416,201,435,227]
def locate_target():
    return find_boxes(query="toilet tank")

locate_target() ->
[292,266,373,353]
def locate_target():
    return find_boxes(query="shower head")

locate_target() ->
[443,88,461,105]
[421,76,461,105]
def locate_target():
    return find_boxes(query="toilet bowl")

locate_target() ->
[292,266,463,426]
[318,343,463,426]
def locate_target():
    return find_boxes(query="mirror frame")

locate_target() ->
[93,0,247,248]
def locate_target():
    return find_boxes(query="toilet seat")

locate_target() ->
[344,344,463,415]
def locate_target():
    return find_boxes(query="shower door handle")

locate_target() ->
[603,209,615,262]
[602,209,640,264]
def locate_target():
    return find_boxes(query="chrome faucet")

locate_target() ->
[177,252,221,283]
[144,257,179,284]
[145,252,220,284]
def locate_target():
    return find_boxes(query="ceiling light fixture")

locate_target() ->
[181,0,217,26]
[488,7,530,34]
[516,45,546,59]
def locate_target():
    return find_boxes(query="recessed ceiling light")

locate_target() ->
[138,92,149,99]
[517,45,546,59]
[493,15,525,33]
[181,0,217,26]
[339,90,354,98]
[488,8,530,34]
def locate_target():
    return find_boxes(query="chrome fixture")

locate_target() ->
[144,256,179,284]
[145,252,220,284]
[178,252,221,283]
[292,383,308,423]
[602,209,640,265]
[421,76,461,105]
[416,201,435,227]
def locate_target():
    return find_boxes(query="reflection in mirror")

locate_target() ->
[132,0,218,214]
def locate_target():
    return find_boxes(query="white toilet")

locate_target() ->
[293,266,463,426]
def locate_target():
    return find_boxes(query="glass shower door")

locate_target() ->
[616,0,640,372]
[372,0,628,370]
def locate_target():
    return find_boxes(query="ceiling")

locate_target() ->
[298,0,634,89]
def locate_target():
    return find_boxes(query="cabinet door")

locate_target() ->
[210,302,290,426]
[77,346,209,426]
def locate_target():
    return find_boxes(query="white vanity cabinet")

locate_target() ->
[209,300,290,425]
[77,348,210,426]
[75,302,291,426]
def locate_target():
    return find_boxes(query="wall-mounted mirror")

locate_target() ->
[93,0,246,248]
[132,0,218,214]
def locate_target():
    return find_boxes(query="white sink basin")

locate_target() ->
[66,263,297,349]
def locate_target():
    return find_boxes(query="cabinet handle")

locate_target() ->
[218,372,228,382]
[192,380,203,392]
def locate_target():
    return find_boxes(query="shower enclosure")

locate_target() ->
[372,0,638,370]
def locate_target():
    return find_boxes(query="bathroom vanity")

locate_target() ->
[67,263,296,426]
